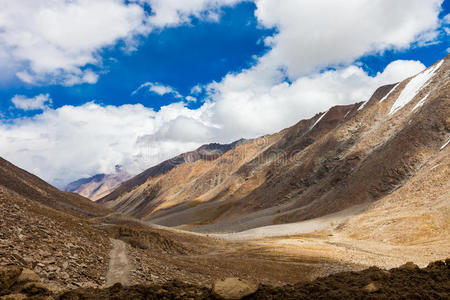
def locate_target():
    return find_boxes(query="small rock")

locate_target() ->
[399,262,418,270]
[363,282,379,293]
[16,268,40,283]
[60,272,69,279]
[213,278,259,300]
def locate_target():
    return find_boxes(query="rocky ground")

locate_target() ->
[1,259,448,299]
[0,188,110,290]
[0,185,356,292]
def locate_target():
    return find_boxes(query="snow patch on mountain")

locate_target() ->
[389,60,443,115]
[357,100,368,111]
[310,110,329,130]
[379,83,399,103]
[412,93,430,112]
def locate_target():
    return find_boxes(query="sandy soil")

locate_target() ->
[211,204,368,240]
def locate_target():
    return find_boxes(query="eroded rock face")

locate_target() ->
[213,278,259,300]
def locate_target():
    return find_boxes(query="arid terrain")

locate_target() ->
[64,168,132,201]
[97,56,450,269]
[1,56,449,299]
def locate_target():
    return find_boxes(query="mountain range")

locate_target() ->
[94,56,449,240]
[1,55,448,299]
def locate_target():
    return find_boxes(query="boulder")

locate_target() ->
[16,269,40,284]
[213,278,258,300]
[363,282,379,293]
[0,266,22,291]
[399,262,418,270]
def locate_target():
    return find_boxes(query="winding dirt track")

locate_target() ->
[106,239,131,286]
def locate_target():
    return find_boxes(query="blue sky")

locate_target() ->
[0,0,449,186]
[0,2,274,116]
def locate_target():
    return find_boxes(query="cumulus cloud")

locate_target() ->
[0,0,146,85]
[132,82,183,98]
[206,60,426,140]
[192,0,442,138]
[135,0,242,27]
[0,59,426,187]
[185,96,197,102]
[0,0,243,86]
[11,94,52,111]
[253,0,443,78]
[0,101,212,187]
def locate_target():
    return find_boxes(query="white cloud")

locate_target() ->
[185,96,197,102]
[0,59,426,187]
[0,101,211,187]
[11,93,52,111]
[192,0,442,138]
[132,82,183,98]
[251,0,442,78]
[0,0,445,187]
[0,0,147,85]
[0,0,243,86]
[1,0,442,86]
[190,84,203,94]
[444,13,450,24]
[135,0,242,27]
[206,60,426,140]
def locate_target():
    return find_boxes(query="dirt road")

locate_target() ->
[106,238,131,286]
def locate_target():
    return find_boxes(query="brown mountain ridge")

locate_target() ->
[99,55,449,238]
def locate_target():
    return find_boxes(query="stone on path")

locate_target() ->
[212,277,258,300]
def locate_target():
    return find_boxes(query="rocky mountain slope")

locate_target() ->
[2,155,358,292]
[0,157,111,217]
[1,56,448,299]
[98,139,248,204]
[64,167,132,201]
[0,157,112,289]
[100,56,450,237]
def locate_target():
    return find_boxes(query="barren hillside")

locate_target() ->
[65,169,132,201]
[101,56,450,239]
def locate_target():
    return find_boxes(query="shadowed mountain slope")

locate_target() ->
[0,157,111,217]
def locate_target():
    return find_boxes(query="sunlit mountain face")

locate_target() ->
[0,0,448,188]
[0,1,449,298]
